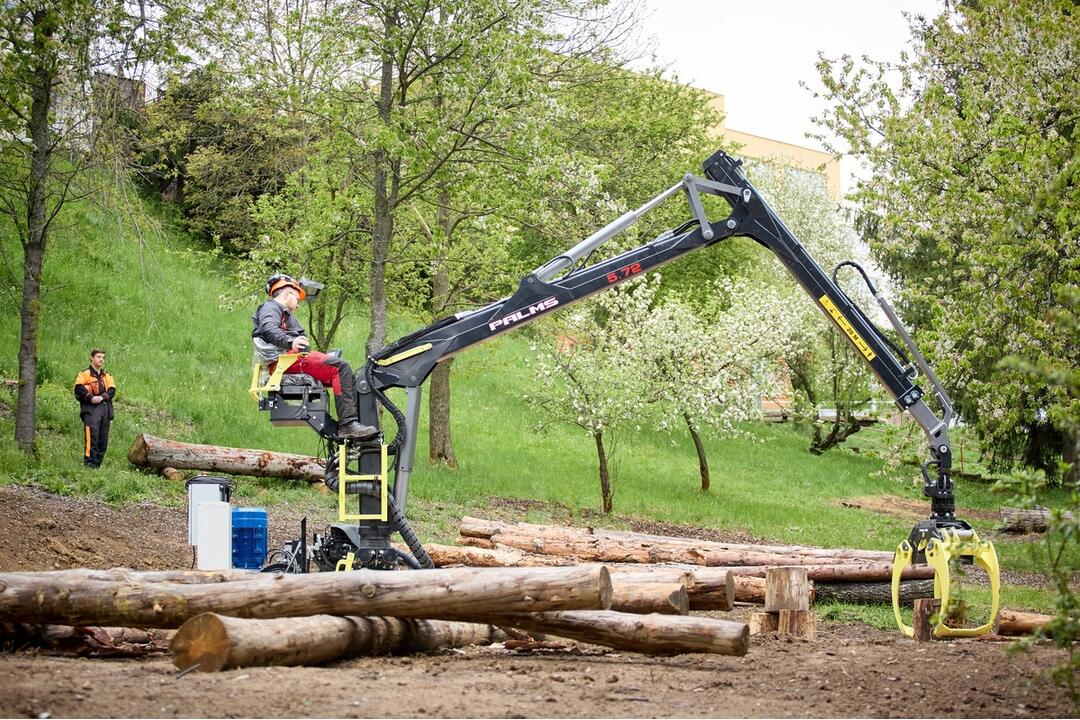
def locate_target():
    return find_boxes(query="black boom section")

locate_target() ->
[701,150,923,410]
[370,222,737,391]
[372,148,922,419]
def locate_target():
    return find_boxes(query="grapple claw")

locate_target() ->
[892,528,1000,639]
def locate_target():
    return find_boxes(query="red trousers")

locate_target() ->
[272,351,359,422]
[278,351,344,393]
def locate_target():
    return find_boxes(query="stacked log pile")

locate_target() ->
[449,517,936,608]
[0,564,749,671]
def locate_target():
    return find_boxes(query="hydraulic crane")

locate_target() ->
[251,148,999,638]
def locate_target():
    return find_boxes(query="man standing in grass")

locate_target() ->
[74,348,115,468]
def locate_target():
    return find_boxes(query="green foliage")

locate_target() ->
[135,67,307,252]
[995,285,1080,705]
[812,0,1080,479]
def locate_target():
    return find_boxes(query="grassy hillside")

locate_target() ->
[0,186,1069,620]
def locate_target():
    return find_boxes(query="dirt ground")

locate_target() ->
[0,484,1074,718]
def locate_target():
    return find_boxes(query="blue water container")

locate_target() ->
[231,507,268,569]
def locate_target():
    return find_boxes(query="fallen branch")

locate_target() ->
[1,623,173,657]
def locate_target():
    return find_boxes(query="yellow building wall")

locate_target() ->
[704,91,841,200]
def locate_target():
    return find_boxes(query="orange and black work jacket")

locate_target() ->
[74,367,116,416]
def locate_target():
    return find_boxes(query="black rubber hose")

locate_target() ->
[337,477,434,570]
[388,491,434,569]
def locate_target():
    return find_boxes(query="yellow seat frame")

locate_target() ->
[248,352,303,400]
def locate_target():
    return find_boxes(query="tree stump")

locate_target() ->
[748,612,778,636]
[777,609,815,640]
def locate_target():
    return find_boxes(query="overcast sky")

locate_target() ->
[633,0,943,194]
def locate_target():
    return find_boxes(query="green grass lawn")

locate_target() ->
[0,185,1073,618]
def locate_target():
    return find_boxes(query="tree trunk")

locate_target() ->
[2,568,256,584]
[609,582,688,615]
[171,613,499,671]
[733,574,768,604]
[487,610,748,656]
[719,562,934,582]
[0,623,173,656]
[0,565,612,628]
[429,187,457,467]
[594,431,613,514]
[999,506,1065,534]
[127,433,325,481]
[421,543,571,567]
[1063,427,1079,486]
[458,518,893,562]
[15,12,54,454]
[366,9,397,357]
[429,359,457,467]
[609,567,734,611]
[813,579,935,605]
[810,417,861,455]
[684,412,710,491]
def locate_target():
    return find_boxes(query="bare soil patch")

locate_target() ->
[0,484,1072,718]
[839,495,999,523]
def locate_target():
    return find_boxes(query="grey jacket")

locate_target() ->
[252,300,305,363]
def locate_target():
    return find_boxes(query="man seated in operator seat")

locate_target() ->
[252,274,377,440]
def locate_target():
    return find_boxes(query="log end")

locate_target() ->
[597,565,613,610]
[127,433,150,465]
[171,613,232,672]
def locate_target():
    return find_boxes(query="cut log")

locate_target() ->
[764,568,810,612]
[999,507,1069,534]
[610,582,688,615]
[734,575,768,605]
[458,517,893,564]
[425,549,737,612]
[0,565,611,628]
[913,598,941,642]
[421,543,571,568]
[777,609,815,640]
[713,563,935,583]
[748,612,778,636]
[128,433,325,482]
[996,609,1054,637]
[814,579,935,606]
[2,568,257,584]
[608,566,733,611]
[161,467,185,482]
[171,613,499,672]
[488,610,748,656]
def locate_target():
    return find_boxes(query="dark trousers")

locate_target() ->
[82,403,111,467]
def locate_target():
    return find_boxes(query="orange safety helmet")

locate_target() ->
[265,273,306,301]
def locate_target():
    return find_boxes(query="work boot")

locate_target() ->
[338,420,378,440]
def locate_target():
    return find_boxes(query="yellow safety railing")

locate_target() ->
[337,442,389,523]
